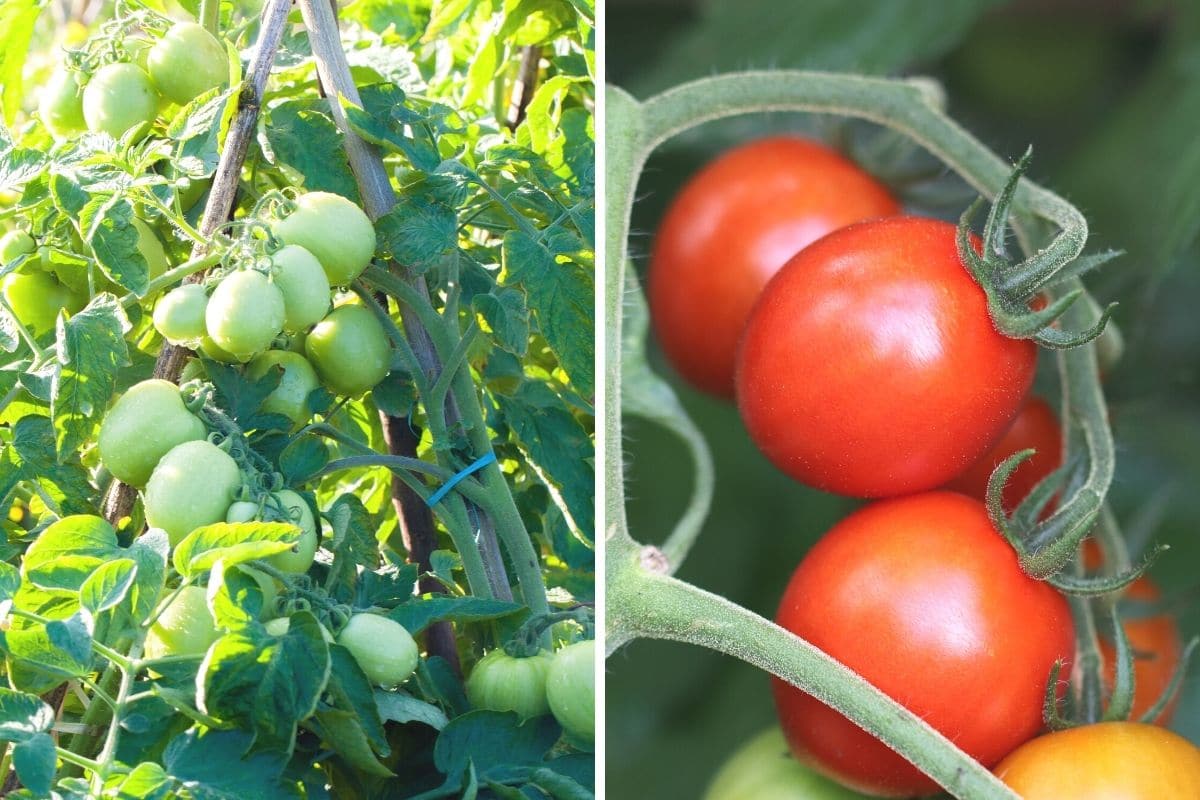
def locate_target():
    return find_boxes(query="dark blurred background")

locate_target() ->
[609,0,1200,796]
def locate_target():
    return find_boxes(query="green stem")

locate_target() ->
[139,194,206,246]
[55,747,101,773]
[92,640,142,786]
[117,252,223,306]
[199,0,219,36]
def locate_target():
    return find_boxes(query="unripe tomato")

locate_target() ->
[737,218,1037,498]
[97,379,206,488]
[265,616,333,641]
[199,335,241,364]
[545,639,595,742]
[995,722,1200,799]
[225,490,318,574]
[2,271,84,337]
[143,585,218,659]
[945,396,1061,511]
[144,440,242,546]
[205,271,286,361]
[38,69,88,139]
[239,566,279,620]
[82,63,159,140]
[134,219,169,282]
[0,231,35,265]
[153,284,209,345]
[147,22,227,105]
[466,649,554,720]
[273,192,377,285]
[270,245,331,332]
[650,137,899,397]
[773,492,1073,797]
[305,304,391,396]
[704,728,870,800]
[246,351,320,429]
[336,613,419,687]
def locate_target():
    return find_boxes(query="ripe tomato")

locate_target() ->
[0,231,35,266]
[270,245,331,332]
[737,217,1037,498]
[1100,577,1183,724]
[38,69,88,139]
[273,192,377,285]
[153,284,209,346]
[2,271,83,336]
[205,271,286,361]
[144,440,242,546]
[98,379,206,488]
[994,722,1200,799]
[945,396,1061,511]
[82,63,160,140]
[225,489,318,574]
[704,728,870,800]
[147,22,227,106]
[545,639,595,742]
[773,492,1073,797]
[467,649,554,720]
[305,304,391,396]
[246,350,320,429]
[143,585,218,659]
[336,613,419,687]
[649,137,899,397]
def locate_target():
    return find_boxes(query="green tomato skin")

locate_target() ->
[2,271,84,337]
[305,304,391,396]
[704,728,870,800]
[134,219,168,282]
[225,490,318,574]
[246,350,320,429]
[144,439,242,547]
[98,379,206,488]
[153,284,208,345]
[82,63,159,140]
[205,271,286,361]
[147,22,227,105]
[265,616,333,642]
[239,566,279,620]
[467,649,555,720]
[38,69,88,139]
[0,231,35,265]
[545,640,595,742]
[199,335,241,364]
[337,614,419,687]
[271,245,331,332]
[273,192,376,285]
[144,585,218,659]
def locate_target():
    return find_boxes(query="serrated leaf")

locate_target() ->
[173,522,298,578]
[389,596,525,635]
[22,514,120,591]
[0,688,54,743]
[374,194,459,274]
[79,559,137,614]
[11,731,54,796]
[375,690,450,730]
[264,100,360,200]
[82,197,150,296]
[163,728,298,798]
[474,288,530,356]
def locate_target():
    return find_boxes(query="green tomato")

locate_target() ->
[143,585,218,659]
[225,489,319,574]
[305,304,391,396]
[38,69,88,139]
[135,219,168,282]
[147,23,227,106]
[270,245,330,332]
[144,439,242,546]
[336,613,419,687]
[2,271,84,337]
[704,728,870,800]
[238,565,279,620]
[205,270,285,360]
[0,231,36,268]
[98,379,206,488]
[264,616,333,642]
[199,335,241,364]
[467,649,554,720]
[545,640,595,743]
[153,284,208,345]
[246,350,320,429]
[273,192,376,285]
[82,63,159,140]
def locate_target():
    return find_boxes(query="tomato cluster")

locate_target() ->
[653,137,1194,798]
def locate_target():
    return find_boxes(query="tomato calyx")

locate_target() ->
[502,607,594,657]
[956,149,1117,350]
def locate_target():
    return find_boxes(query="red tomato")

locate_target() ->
[945,396,1061,511]
[737,217,1037,498]
[994,722,1200,799]
[773,492,1074,797]
[648,137,899,397]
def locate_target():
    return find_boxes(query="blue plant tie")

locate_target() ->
[426,451,497,506]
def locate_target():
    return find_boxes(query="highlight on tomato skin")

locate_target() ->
[736,216,1037,499]
[648,136,899,398]
[771,491,1074,797]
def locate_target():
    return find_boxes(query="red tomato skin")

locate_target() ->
[772,492,1074,797]
[737,217,1037,498]
[648,137,899,398]
[944,396,1061,511]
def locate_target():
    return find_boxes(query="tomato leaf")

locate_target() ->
[263,100,360,202]
[162,728,298,798]
[22,515,120,591]
[389,596,525,635]
[173,522,298,578]
[308,646,392,777]
[11,731,54,796]
[0,688,54,743]
[79,559,138,615]
[82,197,151,296]
[375,690,450,730]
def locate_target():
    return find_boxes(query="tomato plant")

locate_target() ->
[0,1,593,795]
[994,722,1200,799]
[649,136,899,397]
[466,648,554,720]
